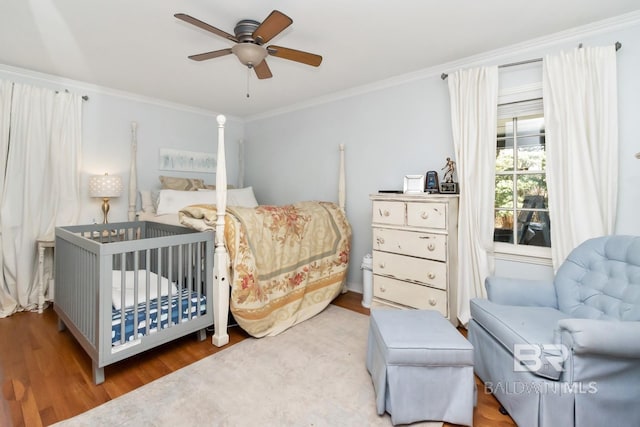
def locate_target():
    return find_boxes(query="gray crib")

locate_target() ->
[55,221,214,384]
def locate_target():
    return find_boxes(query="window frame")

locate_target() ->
[494,85,551,266]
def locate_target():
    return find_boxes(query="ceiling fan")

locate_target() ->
[174,10,322,79]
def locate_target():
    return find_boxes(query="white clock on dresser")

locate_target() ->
[370,193,459,325]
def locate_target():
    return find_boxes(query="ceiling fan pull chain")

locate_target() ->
[246,66,251,98]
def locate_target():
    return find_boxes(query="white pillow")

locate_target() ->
[139,190,162,214]
[196,186,259,208]
[156,189,215,215]
[228,187,259,207]
[112,270,177,310]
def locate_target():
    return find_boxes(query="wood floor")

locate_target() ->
[0,292,515,427]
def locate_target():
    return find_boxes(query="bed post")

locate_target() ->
[338,144,346,212]
[212,114,230,347]
[338,144,348,293]
[128,121,138,222]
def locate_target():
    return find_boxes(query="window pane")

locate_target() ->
[497,118,513,139]
[517,136,546,171]
[495,176,513,208]
[496,141,514,172]
[494,210,514,243]
[516,175,547,208]
[517,115,544,137]
[517,209,551,247]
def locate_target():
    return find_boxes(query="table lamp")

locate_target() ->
[89,173,123,223]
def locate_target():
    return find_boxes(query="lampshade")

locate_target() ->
[232,43,268,67]
[89,173,123,198]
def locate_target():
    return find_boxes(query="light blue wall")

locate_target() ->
[0,66,244,224]
[245,19,640,290]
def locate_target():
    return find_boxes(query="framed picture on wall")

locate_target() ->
[159,148,216,173]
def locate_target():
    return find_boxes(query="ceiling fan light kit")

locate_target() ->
[232,43,268,67]
[175,10,322,80]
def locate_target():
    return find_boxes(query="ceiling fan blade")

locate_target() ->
[174,13,238,42]
[253,10,292,44]
[188,48,233,61]
[253,60,273,79]
[267,45,322,67]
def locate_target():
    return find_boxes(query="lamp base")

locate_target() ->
[101,198,111,224]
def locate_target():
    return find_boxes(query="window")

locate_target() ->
[494,100,550,251]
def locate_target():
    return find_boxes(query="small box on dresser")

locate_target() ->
[370,193,459,325]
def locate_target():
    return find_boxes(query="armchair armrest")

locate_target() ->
[485,276,557,308]
[557,319,640,358]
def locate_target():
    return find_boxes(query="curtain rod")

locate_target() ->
[55,89,89,101]
[440,41,622,80]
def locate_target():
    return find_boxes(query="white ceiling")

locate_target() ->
[1,1,639,119]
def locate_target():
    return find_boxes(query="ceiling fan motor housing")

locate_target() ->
[234,19,261,43]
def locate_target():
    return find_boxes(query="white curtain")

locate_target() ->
[0,81,82,317]
[0,81,13,316]
[448,66,499,325]
[543,46,618,269]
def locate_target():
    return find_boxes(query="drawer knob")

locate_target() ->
[428,298,437,306]
[384,210,390,217]
[376,236,385,245]
[427,243,435,251]
[420,211,429,219]
[380,286,386,293]
[427,272,436,280]
[378,262,386,269]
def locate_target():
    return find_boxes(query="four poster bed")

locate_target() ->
[132,115,350,346]
[55,115,350,383]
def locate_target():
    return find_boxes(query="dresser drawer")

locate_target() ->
[373,275,448,315]
[372,201,405,225]
[373,250,447,290]
[407,202,446,229]
[373,228,446,261]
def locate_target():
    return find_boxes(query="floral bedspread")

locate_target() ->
[179,201,351,337]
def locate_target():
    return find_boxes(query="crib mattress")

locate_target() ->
[112,288,207,346]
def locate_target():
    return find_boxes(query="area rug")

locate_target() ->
[54,305,441,426]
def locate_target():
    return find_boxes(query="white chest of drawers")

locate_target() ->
[370,193,459,324]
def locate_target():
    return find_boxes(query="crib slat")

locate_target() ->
[167,246,172,329]
[133,250,139,340]
[187,243,193,320]
[178,244,183,324]
[145,249,151,334]
[196,241,202,317]
[120,254,126,345]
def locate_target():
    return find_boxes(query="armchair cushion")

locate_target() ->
[471,298,570,380]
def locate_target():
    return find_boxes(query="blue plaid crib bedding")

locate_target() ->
[111,288,207,346]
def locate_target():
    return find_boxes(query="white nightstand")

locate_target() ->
[37,239,55,313]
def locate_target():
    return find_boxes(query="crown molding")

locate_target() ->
[0,63,243,122]
[246,10,640,123]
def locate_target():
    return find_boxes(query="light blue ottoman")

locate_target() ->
[366,309,475,426]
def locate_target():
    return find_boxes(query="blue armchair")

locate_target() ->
[469,235,640,427]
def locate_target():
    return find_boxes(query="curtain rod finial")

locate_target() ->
[441,73,448,80]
